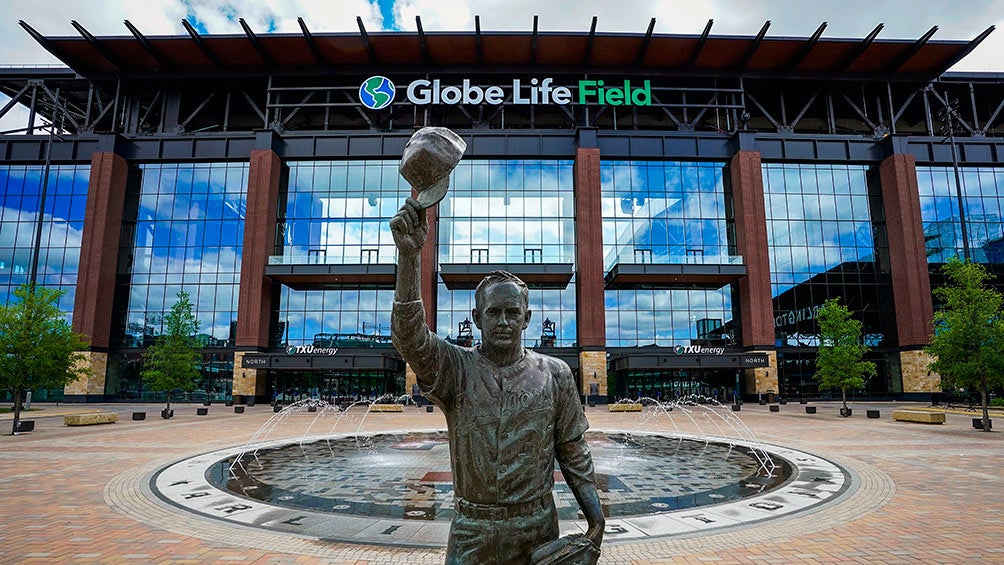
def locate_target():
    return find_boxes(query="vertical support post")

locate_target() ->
[574,143,607,399]
[68,139,130,402]
[729,148,777,397]
[879,152,938,397]
[234,134,283,402]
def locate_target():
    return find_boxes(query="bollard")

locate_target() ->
[769,405,780,412]
[25,391,32,411]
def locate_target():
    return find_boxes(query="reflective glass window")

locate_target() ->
[916,166,1004,264]
[118,163,248,348]
[601,161,735,346]
[763,164,892,349]
[436,160,576,347]
[0,164,89,318]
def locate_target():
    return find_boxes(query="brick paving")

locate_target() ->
[1,401,1002,564]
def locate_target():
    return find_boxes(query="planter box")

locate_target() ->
[161,409,174,420]
[197,407,208,416]
[731,404,741,411]
[225,400,234,407]
[779,399,787,405]
[369,404,403,413]
[609,403,643,412]
[65,413,119,426]
[840,408,853,417]
[426,405,434,413]
[799,399,808,405]
[307,405,317,412]
[14,420,35,433]
[769,405,780,412]
[132,412,146,421]
[273,404,283,413]
[203,400,212,406]
[892,410,945,424]
[867,410,880,419]
[758,400,767,405]
[973,418,992,430]
[805,406,817,414]
[234,406,245,414]
[246,397,256,407]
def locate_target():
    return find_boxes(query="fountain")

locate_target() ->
[150,393,850,547]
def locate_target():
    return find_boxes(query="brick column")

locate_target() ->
[729,150,777,395]
[67,150,130,402]
[879,153,938,395]
[574,147,607,397]
[233,148,282,401]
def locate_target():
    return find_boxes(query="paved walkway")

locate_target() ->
[1,401,1001,564]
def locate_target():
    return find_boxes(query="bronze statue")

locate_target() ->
[390,127,604,565]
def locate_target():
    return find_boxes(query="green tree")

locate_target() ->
[0,284,90,435]
[926,258,1004,432]
[815,297,875,416]
[141,291,201,417]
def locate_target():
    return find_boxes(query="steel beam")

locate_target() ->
[71,20,123,70]
[357,17,378,63]
[785,22,826,70]
[124,20,172,69]
[416,16,430,64]
[239,19,275,67]
[886,25,938,73]
[685,19,714,68]
[583,16,597,65]
[736,21,770,71]
[634,18,656,66]
[298,18,327,65]
[475,16,484,65]
[182,19,224,68]
[531,16,539,65]
[837,23,883,71]
[941,25,995,72]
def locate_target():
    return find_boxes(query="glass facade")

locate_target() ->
[600,161,735,346]
[763,163,894,396]
[275,162,408,347]
[0,164,89,315]
[436,160,577,347]
[116,163,248,348]
[916,166,1004,264]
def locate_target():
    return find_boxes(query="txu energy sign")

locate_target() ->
[360,76,652,108]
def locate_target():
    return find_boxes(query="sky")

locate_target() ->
[1,0,1003,71]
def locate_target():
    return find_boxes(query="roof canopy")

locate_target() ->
[19,18,994,79]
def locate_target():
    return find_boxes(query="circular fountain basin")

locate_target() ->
[150,430,851,546]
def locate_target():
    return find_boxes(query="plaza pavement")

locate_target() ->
[1,400,1002,564]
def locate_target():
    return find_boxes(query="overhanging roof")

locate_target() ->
[605,262,746,290]
[265,263,396,290]
[439,263,574,289]
[18,19,993,79]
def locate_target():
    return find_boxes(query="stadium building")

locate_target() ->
[1,18,1001,404]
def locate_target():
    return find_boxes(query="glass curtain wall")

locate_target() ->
[762,163,894,396]
[601,161,734,346]
[0,164,89,313]
[437,160,577,347]
[107,162,248,401]
[916,166,1004,266]
[275,161,407,347]
[0,164,89,402]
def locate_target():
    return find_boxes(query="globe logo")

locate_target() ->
[359,76,395,110]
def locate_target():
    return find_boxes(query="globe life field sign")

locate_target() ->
[358,76,652,108]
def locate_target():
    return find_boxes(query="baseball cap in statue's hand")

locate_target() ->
[399,127,467,208]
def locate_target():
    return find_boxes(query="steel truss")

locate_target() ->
[2,69,1003,140]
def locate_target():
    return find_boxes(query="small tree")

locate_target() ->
[0,284,90,435]
[142,291,201,416]
[815,297,875,415]
[926,258,1004,432]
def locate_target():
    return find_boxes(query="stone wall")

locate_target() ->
[744,351,778,395]
[900,350,939,393]
[579,350,607,396]
[232,351,266,397]
[64,351,107,397]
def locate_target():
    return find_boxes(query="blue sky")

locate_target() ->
[0,0,1002,70]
